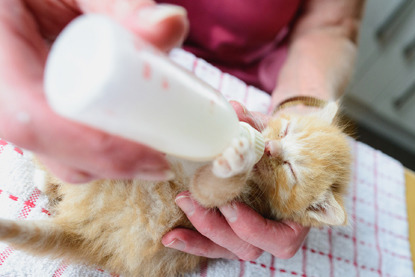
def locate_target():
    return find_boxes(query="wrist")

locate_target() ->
[270,96,329,117]
[271,84,333,109]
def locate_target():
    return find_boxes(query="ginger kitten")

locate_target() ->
[0,101,351,276]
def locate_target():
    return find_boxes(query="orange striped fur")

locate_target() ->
[0,102,351,276]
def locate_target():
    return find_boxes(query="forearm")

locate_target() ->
[272,29,357,106]
[271,0,364,108]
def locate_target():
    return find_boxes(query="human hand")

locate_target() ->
[162,102,310,260]
[0,0,188,182]
[162,191,310,260]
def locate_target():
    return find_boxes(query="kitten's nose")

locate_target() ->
[265,140,283,158]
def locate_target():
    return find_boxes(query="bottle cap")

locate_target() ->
[239,122,265,163]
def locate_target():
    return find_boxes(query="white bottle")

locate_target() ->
[44,15,264,162]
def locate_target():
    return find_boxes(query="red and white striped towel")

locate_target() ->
[0,49,412,277]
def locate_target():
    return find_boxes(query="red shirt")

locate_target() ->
[157,0,302,93]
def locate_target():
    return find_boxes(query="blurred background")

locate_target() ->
[344,0,415,170]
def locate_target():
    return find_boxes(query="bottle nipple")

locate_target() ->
[238,122,265,163]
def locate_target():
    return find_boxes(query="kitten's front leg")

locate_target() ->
[190,137,257,208]
[212,136,258,178]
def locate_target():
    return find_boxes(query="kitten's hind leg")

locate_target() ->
[0,218,82,259]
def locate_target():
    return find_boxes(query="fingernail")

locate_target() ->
[241,104,249,116]
[136,169,175,181]
[220,203,238,223]
[164,239,185,251]
[137,4,187,26]
[175,195,195,216]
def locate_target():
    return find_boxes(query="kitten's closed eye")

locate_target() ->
[283,161,296,181]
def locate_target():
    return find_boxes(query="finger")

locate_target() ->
[0,2,171,181]
[2,92,171,179]
[22,0,81,40]
[77,0,189,51]
[175,192,263,261]
[162,228,238,260]
[0,1,49,79]
[220,202,310,259]
[37,156,96,184]
[22,0,188,51]
[230,101,269,131]
[1,91,172,180]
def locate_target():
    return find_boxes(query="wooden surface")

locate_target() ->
[406,169,415,272]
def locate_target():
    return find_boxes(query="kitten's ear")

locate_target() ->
[307,191,346,225]
[318,101,338,124]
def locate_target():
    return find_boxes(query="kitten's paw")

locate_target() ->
[213,137,256,178]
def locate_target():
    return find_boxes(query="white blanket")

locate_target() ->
[0,49,412,277]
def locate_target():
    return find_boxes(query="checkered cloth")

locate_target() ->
[0,49,413,277]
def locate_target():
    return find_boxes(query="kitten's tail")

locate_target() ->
[0,218,82,258]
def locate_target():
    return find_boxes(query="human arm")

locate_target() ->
[271,0,365,109]
[162,0,365,256]
[0,0,188,182]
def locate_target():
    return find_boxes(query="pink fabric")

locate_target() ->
[156,0,303,93]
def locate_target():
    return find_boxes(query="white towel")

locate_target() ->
[0,49,412,277]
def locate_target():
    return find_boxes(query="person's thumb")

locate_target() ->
[78,0,189,51]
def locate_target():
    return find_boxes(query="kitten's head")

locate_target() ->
[257,102,351,227]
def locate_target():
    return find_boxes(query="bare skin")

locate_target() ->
[163,0,364,260]
[162,102,311,260]
[0,0,188,183]
[271,0,364,106]
[0,0,363,264]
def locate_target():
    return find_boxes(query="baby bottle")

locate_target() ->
[44,15,264,162]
